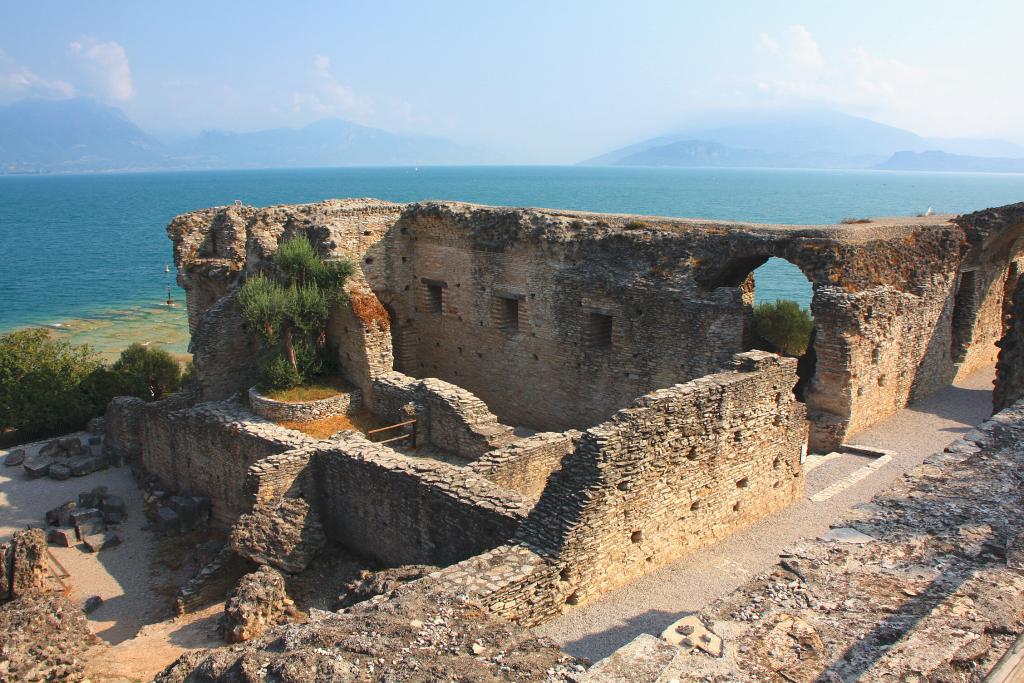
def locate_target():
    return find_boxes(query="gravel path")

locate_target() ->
[535,367,996,661]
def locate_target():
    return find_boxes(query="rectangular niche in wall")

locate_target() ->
[587,311,614,350]
[422,279,446,315]
[492,294,521,332]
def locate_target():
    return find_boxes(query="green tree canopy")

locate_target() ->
[752,299,814,357]
[238,234,354,389]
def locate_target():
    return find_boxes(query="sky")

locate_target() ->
[0,1,1020,163]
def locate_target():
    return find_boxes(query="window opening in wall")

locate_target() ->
[423,280,444,315]
[492,295,520,332]
[587,312,614,350]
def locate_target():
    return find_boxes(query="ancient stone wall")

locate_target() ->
[134,399,313,528]
[368,371,517,460]
[996,273,1024,411]
[189,293,260,402]
[468,431,580,501]
[247,386,362,422]
[311,433,530,566]
[383,351,808,626]
[168,200,1024,451]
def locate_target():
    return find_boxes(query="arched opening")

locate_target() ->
[745,258,816,402]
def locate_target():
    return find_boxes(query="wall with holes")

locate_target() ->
[513,351,807,610]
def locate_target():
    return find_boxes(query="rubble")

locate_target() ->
[222,565,296,643]
[337,564,438,608]
[0,594,96,682]
[3,448,25,466]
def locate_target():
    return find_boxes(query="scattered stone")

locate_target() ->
[100,495,124,514]
[661,615,723,657]
[46,528,75,548]
[3,449,25,467]
[155,506,181,535]
[23,458,50,479]
[87,435,102,446]
[818,527,875,544]
[91,485,110,500]
[70,508,103,540]
[37,441,61,458]
[82,533,121,553]
[47,463,71,481]
[67,454,107,477]
[45,501,76,527]
[83,595,103,614]
[102,510,124,525]
[77,491,99,509]
[58,437,83,456]
[337,564,438,608]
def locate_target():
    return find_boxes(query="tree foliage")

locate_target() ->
[752,299,814,357]
[238,234,354,390]
[0,330,184,439]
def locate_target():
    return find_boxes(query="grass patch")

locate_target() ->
[263,376,351,403]
[278,409,388,439]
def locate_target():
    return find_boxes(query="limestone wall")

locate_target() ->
[247,386,362,423]
[467,431,580,501]
[996,273,1024,411]
[386,351,808,626]
[134,400,313,528]
[311,433,530,566]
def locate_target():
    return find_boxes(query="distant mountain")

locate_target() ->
[878,150,1024,173]
[0,98,482,173]
[0,99,166,172]
[583,110,1024,171]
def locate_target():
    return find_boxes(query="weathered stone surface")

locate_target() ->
[155,505,181,534]
[0,594,94,682]
[337,564,438,608]
[67,453,107,476]
[584,634,679,682]
[45,501,76,527]
[46,527,76,548]
[0,543,10,601]
[83,595,103,614]
[48,463,71,480]
[23,457,50,478]
[82,532,121,553]
[3,449,25,466]
[8,529,49,599]
[231,498,325,574]
[157,578,581,682]
[223,565,294,643]
[248,384,363,423]
[996,272,1024,411]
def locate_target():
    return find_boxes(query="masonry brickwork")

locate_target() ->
[996,272,1024,411]
[168,199,1024,450]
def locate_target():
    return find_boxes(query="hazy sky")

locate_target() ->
[1,1,1020,162]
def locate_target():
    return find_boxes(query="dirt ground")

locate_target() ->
[0,438,225,681]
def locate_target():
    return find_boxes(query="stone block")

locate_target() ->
[59,436,84,456]
[156,506,181,535]
[83,595,103,613]
[230,498,326,574]
[92,486,111,501]
[38,441,61,458]
[77,492,99,509]
[87,435,102,446]
[48,463,71,481]
[100,495,125,514]
[169,495,200,531]
[3,449,25,466]
[102,510,124,525]
[45,501,76,527]
[23,458,51,478]
[47,527,76,548]
[68,454,107,476]
[82,532,121,553]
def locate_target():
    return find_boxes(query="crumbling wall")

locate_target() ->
[189,293,260,401]
[311,433,530,566]
[468,431,580,501]
[136,400,313,528]
[385,351,808,626]
[368,371,517,460]
[328,287,394,396]
[996,273,1024,411]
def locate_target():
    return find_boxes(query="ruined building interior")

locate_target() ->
[95,198,1024,674]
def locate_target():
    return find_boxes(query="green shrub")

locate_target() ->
[239,234,354,389]
[752,299,814,357]
[111,343,183,400]
[0,330,185,440]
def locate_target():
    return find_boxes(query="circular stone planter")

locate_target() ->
[248,385,362,423]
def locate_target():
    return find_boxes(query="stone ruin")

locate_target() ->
[98,199,1024,676]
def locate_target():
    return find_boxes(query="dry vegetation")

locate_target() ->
[263,376,352,403]
[277,409,387,439]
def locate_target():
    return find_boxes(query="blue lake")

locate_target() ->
[1,166,1022,354]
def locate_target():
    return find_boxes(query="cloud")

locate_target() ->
[69,38,133,101]
[758,33,779,54]
[787,25,824,69]
[292,55,374,121]
[0,48,75,103]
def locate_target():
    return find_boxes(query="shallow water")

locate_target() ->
[2,165,1022,354]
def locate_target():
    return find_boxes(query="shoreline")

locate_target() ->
[1,302,191,363]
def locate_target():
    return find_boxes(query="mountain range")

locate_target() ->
[3,99,1024,174]
[582,110,1024,172]
[0,98,482,173]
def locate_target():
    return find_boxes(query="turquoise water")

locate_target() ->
[1,166,1023,347]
